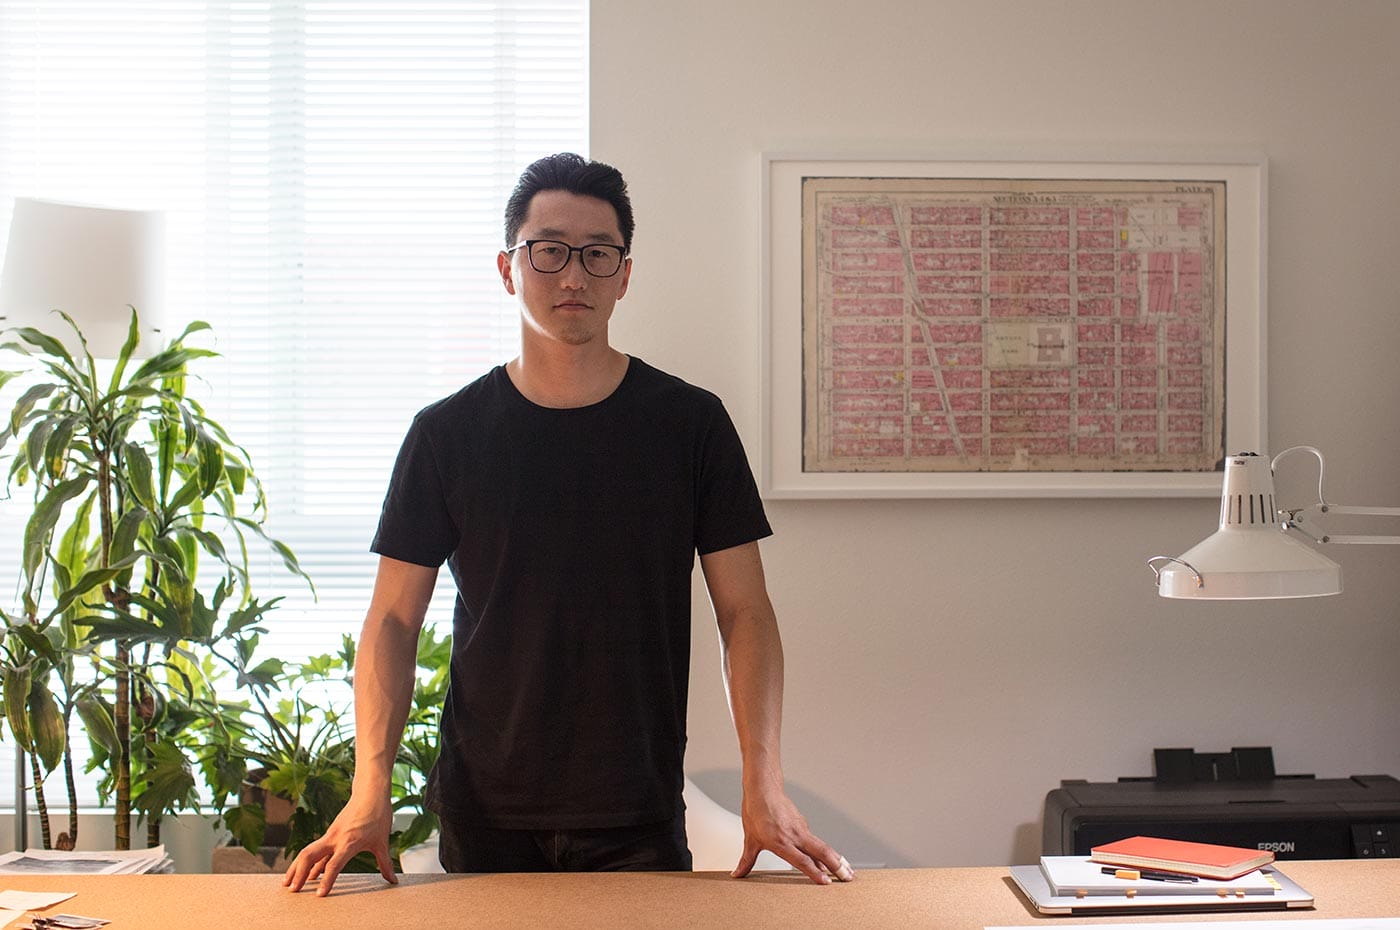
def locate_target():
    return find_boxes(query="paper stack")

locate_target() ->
[1039,856,1280,898]
[0,846,173,875]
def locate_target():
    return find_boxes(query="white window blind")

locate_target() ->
[0,0,587,811]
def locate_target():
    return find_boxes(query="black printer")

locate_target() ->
[1043,747,1400,859]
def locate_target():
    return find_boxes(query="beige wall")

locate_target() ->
[591,0,1400,866]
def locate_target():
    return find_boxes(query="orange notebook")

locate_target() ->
[1090,836,1275,880]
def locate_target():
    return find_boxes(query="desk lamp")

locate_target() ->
[0,196,167,852]
[1149,448,1400,599]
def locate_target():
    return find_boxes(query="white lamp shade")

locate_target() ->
[1155,452,1343,599]
[0,197,166,358]
[1157,525,1342,599]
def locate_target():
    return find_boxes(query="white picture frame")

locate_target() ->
[760,153,1266,498]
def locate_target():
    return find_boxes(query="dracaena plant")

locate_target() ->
[0,308,307,850]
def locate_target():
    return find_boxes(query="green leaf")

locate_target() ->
[76,694,122,756]
[235,632,261,668]
[299,765,352,823]
[392,810,439,854]
[185,589,217,642]
[177,403,197,444]
[8,382,59,437]
[124,443,156,510]
[12,623,59,664]
[205,746,249,806]
[231,518,312,592]
[49,556,140,619]
[56,490,96,590]
[182,526,229,566]
[0,369,27,394]
[153,535,190,587]
[155,408,179,499]
[131,739,198,818]
[168,474,203,513]
[108,308,142,391]
[238,658,286,691]
[263,758,311,806]
[197,430,225,497]
[12,326,75,366]
[23,417,55,474]
[22,475,93,580]
[221,596,279,640]
[81,610,167,643]
[130,345,216,385]
[224,802,268,854]
[142,683,169,726]
[173,320,213,343]
[224,459,247,496]
[42,416,78,480]
[53,311,97,364]
[28,679,66,773]
[109,506,149,565]
[3,665,33,747]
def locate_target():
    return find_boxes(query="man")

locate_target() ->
[284,153,851,895]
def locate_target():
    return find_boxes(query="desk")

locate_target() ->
[2,859,1396,929]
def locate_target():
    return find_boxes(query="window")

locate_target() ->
[0,0,587,810]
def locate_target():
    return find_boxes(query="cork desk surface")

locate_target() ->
[1,858,1395,929]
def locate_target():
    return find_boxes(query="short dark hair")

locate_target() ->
[504,153,635,253]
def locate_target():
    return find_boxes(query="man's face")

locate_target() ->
[498,189,631,351]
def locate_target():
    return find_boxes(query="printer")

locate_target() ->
[1043,747,1400,860]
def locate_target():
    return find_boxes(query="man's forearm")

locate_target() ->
[350,612,422,797]
[720,602,786,789]
[701,541,851,883]
[702,542,788,787]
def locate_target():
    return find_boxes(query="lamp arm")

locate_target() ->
[1282,503,1400,545]
[1269,445,1400,544]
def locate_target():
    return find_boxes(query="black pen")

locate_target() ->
[1101,866,1199,883]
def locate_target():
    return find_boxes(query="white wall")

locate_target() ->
[592,0,1400,866]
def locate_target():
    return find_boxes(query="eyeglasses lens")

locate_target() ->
[528,241,622,277]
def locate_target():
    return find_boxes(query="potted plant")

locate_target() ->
[0,308,307,850]
[217,625,448,870]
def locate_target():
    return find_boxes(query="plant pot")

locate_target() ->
[241,767,296,848]
[211,843,289,874]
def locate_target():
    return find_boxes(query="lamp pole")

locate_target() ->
[13,748,26,852]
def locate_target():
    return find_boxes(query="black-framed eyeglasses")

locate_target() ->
[507,239,627,278]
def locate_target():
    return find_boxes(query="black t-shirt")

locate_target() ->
[371,357,771,829]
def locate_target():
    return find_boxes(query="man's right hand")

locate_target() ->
[282,791,397,896]
[286,557,436,896]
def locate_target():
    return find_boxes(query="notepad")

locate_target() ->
[1091,836,1275,880]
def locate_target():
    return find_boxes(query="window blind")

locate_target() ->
[0,0,587,811]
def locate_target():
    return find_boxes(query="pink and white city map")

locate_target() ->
[802,176,1226,474]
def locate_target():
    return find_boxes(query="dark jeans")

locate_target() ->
[437,813,692,873]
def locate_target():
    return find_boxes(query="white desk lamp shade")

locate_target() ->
[0,197,166,359]
[1155,453,1342,599]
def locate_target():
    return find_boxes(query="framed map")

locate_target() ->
[760,154,1266,498]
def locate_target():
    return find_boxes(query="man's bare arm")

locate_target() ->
[283,555,438,896]
[700,541,852,885]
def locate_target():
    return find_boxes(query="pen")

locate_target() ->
[1101,866,1199,883]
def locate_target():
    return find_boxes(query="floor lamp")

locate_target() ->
[0,196,166,851]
